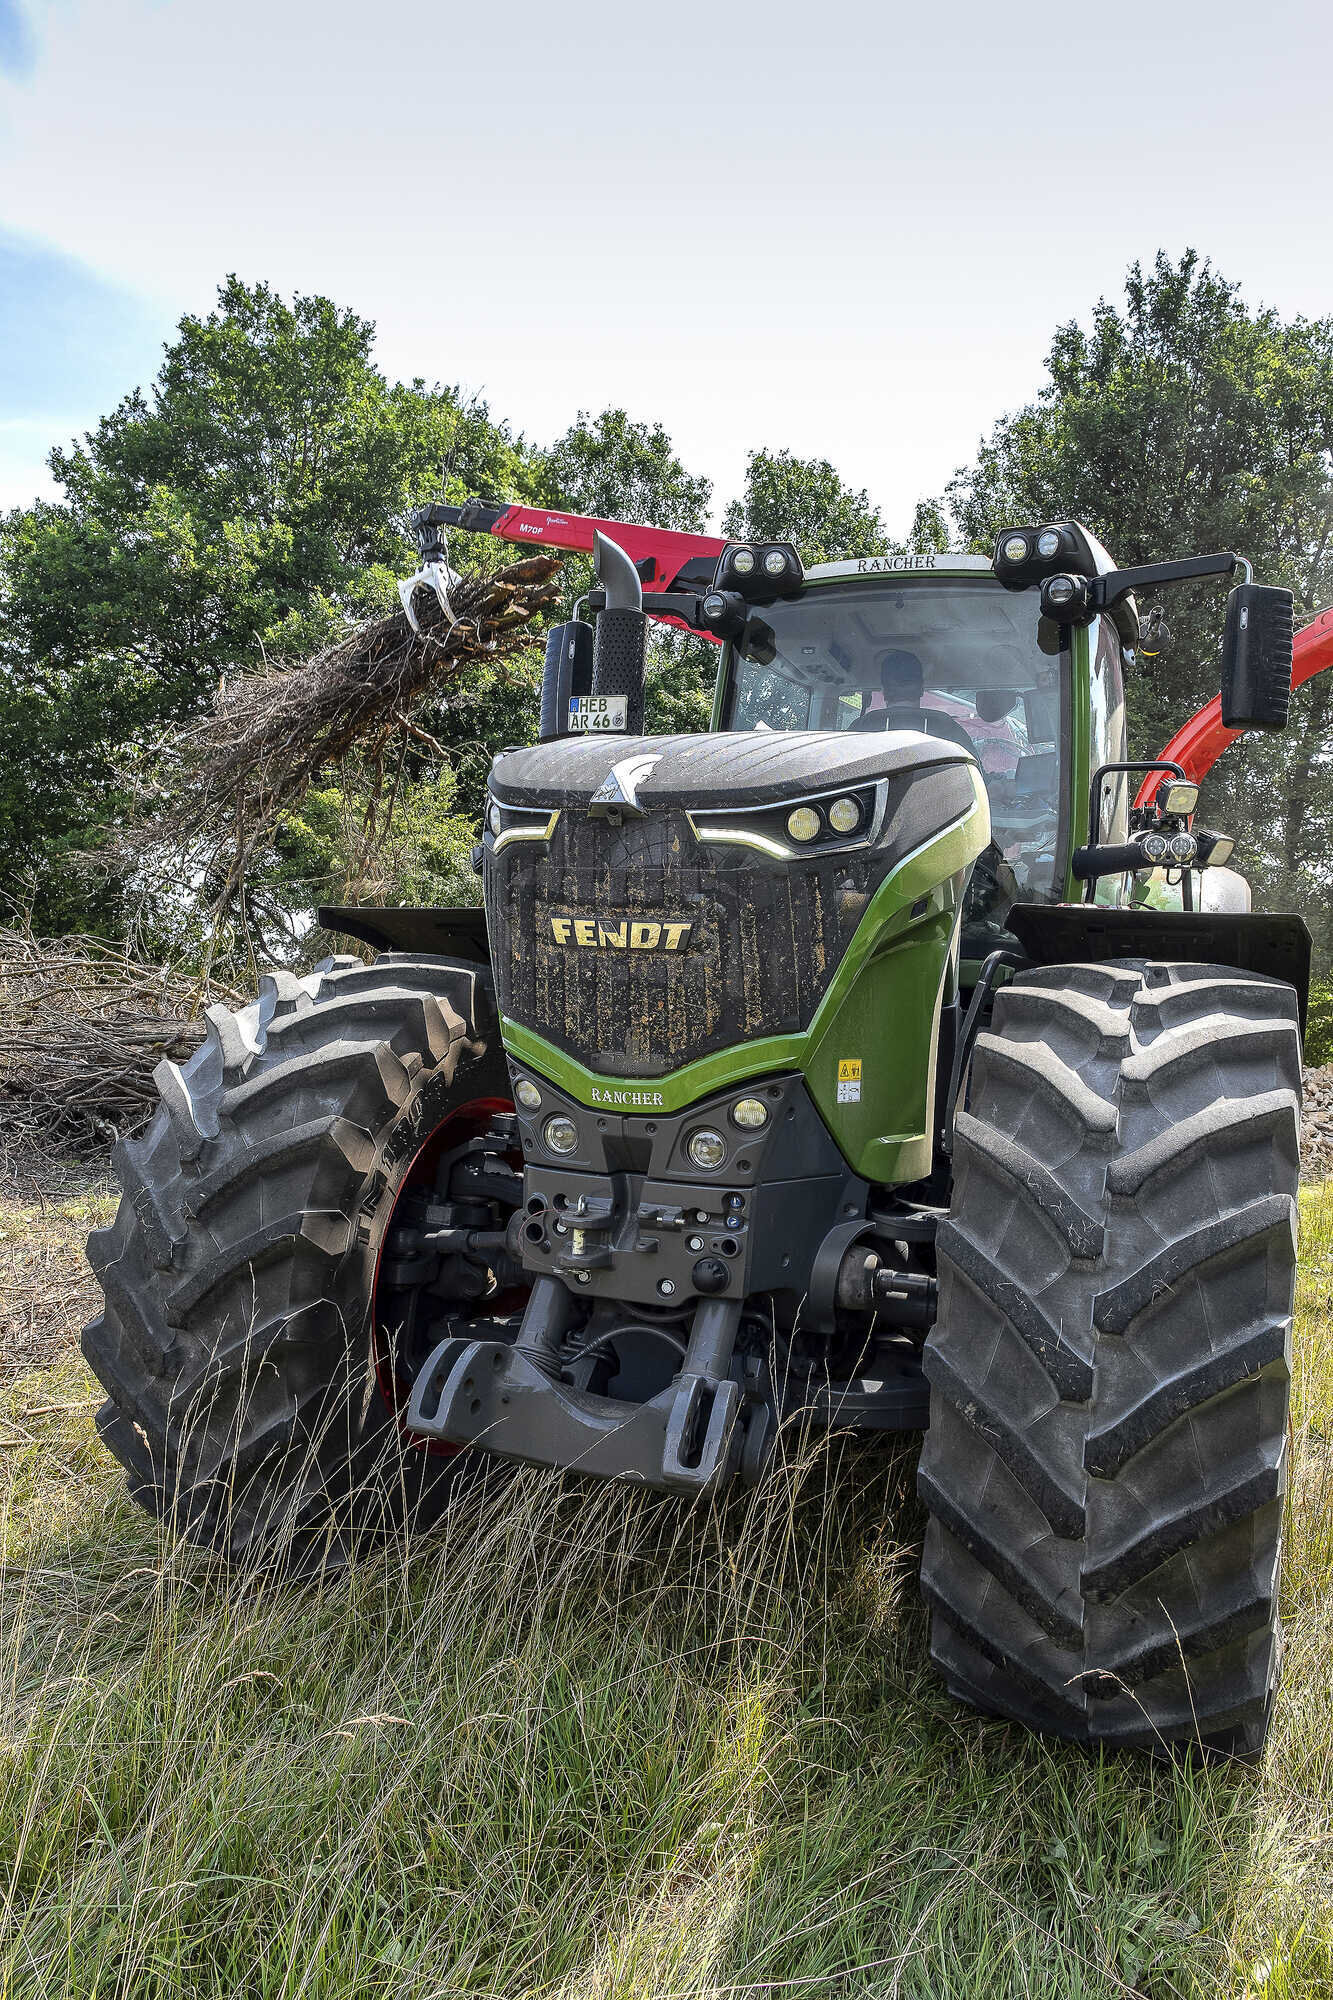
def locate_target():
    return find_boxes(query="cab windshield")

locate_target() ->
[722,577,1066,936]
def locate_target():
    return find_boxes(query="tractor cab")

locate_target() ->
[711,552,1128,957]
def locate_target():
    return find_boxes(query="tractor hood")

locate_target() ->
[489,729,973,813]
[483,729,987,1082]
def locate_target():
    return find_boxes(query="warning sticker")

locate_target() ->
[836,1057,862,1104]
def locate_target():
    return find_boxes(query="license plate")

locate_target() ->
[567,695,628,733]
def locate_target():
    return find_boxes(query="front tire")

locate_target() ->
[918,959,1301,1756]
[84,952,512,1564]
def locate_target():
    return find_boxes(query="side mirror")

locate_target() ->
[1220,583,1294,730]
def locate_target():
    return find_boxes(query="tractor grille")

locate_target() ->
[487,806,894,1077]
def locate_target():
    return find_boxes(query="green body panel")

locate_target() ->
[1064,619,1094,899]
[800,880,964,1184]
[503,772,990,1185]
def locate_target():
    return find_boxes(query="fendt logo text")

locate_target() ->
[548,917,692,951]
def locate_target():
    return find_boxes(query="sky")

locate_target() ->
[2,0,1333,534]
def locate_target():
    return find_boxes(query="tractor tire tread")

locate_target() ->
[918,957,1300,1755]
[83,950,508,1560]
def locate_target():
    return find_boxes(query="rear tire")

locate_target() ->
[918,960,1301,1756]
[83,952,510,1564]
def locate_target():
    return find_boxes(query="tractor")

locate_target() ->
[85,505,1308,1758]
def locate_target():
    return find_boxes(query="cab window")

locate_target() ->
[723,578,1066,923]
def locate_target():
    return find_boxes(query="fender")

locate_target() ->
[319,904,489,962]
[1005,901,1311,1032]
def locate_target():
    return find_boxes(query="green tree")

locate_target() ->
[1306,975,1333,1066]
[543,407,712,531]
[907,498,950,554]
[723,448,890,564]
[0,276,536,927]
[947,250,1333,964]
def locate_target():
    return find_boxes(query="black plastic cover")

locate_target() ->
[591,608,647,732]
[1220,583,1295,731]
[1005,902,1311,1031]
[539,620,594,740]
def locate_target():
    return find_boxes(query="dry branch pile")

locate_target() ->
[121,551,563,903]
[1305,1064,1333,1181]
[0,930,231,1156]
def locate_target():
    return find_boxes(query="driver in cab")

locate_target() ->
[848,649,976,753]
[849,648,1025,777]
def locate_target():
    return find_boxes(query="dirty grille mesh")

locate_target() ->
[485,772,969,1077]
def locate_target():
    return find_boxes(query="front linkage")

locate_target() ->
[403,1074,936,1492]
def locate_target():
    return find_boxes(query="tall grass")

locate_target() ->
[0,1186,1329,1998]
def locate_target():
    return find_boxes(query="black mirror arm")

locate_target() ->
[1088,760,1186,846]
[1090,552,1247,611]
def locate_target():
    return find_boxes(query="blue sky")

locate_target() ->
[0,2,33,76]
[2,0,1333,529]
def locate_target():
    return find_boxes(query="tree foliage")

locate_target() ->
[5,254,1333,975]
[543,408,711,532]
[0,277,535,926]
[948,251,1333,959]
[723,448,889,564]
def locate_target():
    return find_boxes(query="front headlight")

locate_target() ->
[690,783,880,860]
[543,1115,578,1154]
[687,1128,728,1170]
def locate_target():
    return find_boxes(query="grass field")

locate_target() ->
[0,1175,1329,1999]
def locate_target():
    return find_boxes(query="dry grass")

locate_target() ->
[0,1168,113,1389]
[0,1173,1327,1997]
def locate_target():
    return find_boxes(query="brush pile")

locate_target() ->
[1304,1064,1333,1182]
[120,552,563,902]
[0,929,232,1157]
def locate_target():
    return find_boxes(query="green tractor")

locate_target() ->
[85,512,1306,1757]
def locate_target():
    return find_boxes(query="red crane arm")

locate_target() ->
[1137,606,1333,806]
[427,500,725,591]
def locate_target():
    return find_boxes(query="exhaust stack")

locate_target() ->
[591,531,647,734]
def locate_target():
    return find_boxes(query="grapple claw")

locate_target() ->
[398,559,461,637]
[398,513,461,636]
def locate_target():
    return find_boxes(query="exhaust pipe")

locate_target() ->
[537,532,647,738]
[591,530,647,734]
